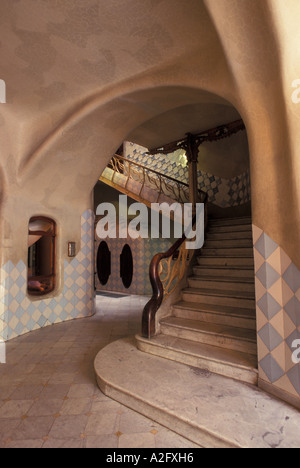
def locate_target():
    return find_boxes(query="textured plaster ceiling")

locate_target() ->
[0,0,233,151]
[1,0,300,269]
[128,100,241,149]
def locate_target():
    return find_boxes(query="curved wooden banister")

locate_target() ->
[104,152,209,339]
[104,154,208,205]
[142,193,208,339]
[111,153,191,188]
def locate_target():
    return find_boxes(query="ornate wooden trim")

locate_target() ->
[147,119,245,156]
[102,154,207,205]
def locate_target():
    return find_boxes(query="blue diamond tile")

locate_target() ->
[82,211,91,221]
[255,234,278,260]
[73,296,80,307]
[257,293,282,320]
[285,329,300,352]
[81,258,91,269]
[60,310,68,321]
[71,283,80,294]
[48,312,57,323]
[287,365,300,396]
[26,318,36,331]
[37,316,47,327]
[283,263,300,293]
[16,276,26,289]
[82,222,90,233]
[82,233,92,244]
[16,261,26,273]
[71,270,80,281]
[5,277,15,291]
[14,322,25,335]
[284,297,300,326]
[258,323,283,351]
[15,290,26,305]
[16,306,25,319]
[1,326,8,341]
[7,310,14,322]
[38,302,47,313]
[82,270,91,280]
[259,354,285,383]
[70,258,80,269]
[27,303,37,316]
[2,261,15,274]
[82,245,91,256]
[256,263,280,289]
[82,294,90,305]
[2,293,14,306]
[60,297,68,308]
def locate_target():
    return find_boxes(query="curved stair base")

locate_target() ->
[94,337,300,449]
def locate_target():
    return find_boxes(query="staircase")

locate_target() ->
[100,154,190,208]
[137,216,258,385]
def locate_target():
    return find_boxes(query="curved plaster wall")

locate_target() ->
[0,0,299,406]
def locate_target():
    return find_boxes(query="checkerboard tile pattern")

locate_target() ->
[124,142,251,208]
[253,225,300,399]
[125,142,188,185]
[0,210,95,341]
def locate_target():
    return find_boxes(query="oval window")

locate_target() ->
[97,241,111,286]
[120,244,133,289]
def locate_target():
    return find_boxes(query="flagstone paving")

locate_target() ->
[0,294,200,448]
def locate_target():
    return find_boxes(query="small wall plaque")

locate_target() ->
[68,242,76,257]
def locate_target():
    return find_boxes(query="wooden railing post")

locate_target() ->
[186,133,199,215]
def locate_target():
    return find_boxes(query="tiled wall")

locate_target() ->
[253,226,300,401]
[198,169,250,207]
[95,234,172,296]
[125,142,251,208]
[0,210,95,341]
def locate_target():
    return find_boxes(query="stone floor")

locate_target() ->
[0,294,200,449]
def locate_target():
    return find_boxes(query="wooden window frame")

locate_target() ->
[27,216,56,297]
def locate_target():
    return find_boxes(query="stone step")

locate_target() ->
[204,239,253,249]
[200,247,254,257]
[136,334,258,385]
[206,230,253,240]
[160,317,257,355]
[173,301,256,330]
[188,276,255,293]
[208,224,252,233]
[182,287,255,308]
[193,265,255,279]
[95,338,300,448]
[209,217,252,227]
[197,256,255,267]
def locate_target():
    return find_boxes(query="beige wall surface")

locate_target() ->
[198,130,249,180]
[0,0,299,404]
[0,0,298,268]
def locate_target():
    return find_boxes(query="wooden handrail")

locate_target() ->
[112,154,190,187]
[142,221,195,339]
[141,199,208,339]
[106,154,207,203]
[104,152,209,339]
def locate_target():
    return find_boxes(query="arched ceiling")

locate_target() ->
[0,0,235,163]
[2,0,300,269]
[128,99,241,149]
